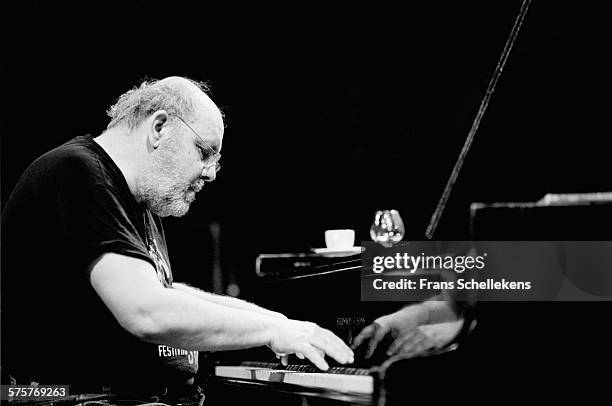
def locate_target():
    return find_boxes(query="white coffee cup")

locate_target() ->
[324,229,355,250]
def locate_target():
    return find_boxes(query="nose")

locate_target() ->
[201,165,217,182]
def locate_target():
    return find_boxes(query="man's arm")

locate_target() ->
[89,253,353,370]
[172,282,286,319]
[351,298,459,359]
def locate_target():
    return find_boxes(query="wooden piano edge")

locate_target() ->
[206,346,465,406]
[207,376,377,405]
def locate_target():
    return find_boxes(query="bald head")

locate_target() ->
[156,76,224,139]
[106,76,224,136]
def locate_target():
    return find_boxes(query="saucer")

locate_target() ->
[312,246,363,256]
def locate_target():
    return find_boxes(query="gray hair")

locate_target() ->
[106,78,211,129]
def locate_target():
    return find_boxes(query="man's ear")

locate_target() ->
[149,110,169,149]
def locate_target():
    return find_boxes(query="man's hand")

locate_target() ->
[254,310,300,366]
[384,320,465,358]
[351,305,425,359]
[352,305,464,359]
[268,319,354,371]
[398,320,464,356]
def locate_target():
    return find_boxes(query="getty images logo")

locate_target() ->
[371,252,487,274]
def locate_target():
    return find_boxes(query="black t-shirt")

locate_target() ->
[1,135,198,388]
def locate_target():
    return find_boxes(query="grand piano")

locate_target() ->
[202,248,476,406]
[202,191,612,405]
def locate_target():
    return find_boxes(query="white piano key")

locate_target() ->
[214,366,374,394]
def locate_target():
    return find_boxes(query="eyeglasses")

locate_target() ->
[173,115,221,174]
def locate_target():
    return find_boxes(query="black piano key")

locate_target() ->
[240,361,371,376]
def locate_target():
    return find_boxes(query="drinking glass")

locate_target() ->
[370,209,405,247]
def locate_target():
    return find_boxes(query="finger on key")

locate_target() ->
[352,324,375,349]
[300,344,329,371]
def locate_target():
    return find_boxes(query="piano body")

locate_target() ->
[203,193,612,405]
[203,252,474,406]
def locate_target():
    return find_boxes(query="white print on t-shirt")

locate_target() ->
[143,212,172,286]
[147,236,172,286]
[158,345,199,364]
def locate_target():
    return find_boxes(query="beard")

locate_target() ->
[136,139,202,217]
[140,175,191,217]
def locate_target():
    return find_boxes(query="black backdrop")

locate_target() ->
[2,1,610,292]
[2,1,611,392]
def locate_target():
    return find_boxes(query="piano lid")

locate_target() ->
[256,252,362,279]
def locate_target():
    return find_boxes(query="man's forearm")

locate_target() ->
[173,282,285,318]
[140,286,281,352]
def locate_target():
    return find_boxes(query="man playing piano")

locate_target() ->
[1,76,353,405]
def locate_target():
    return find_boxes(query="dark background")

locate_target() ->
[2,0,611,392]
[2,1,610,292]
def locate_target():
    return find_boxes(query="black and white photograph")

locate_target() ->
[1,1,611,405]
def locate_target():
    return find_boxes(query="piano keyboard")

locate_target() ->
[214,362,374,394]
